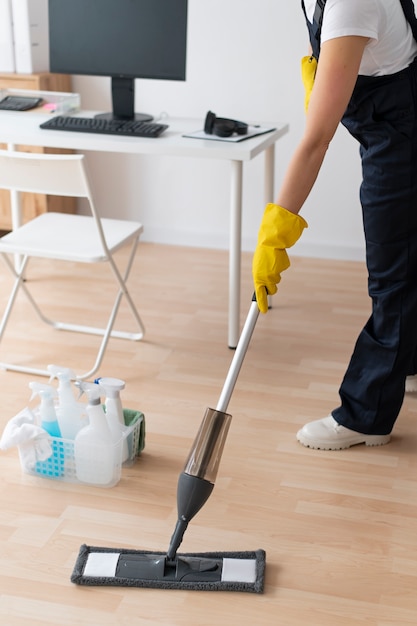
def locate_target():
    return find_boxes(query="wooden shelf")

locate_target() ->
[0,72,76,230]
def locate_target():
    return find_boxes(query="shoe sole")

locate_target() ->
[296,433,391,451]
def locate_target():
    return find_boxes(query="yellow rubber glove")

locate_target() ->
[252,203,308,313]
[301,55,317,113]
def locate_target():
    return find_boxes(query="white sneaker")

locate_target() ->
[405,375,417,393]
[296,415,391,450]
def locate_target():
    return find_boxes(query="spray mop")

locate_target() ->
[71,295,266,593]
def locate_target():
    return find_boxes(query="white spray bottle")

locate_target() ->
[47,364,85,439]
[96,377,128,462]
[74,382,120,486]
[29,382,61,438]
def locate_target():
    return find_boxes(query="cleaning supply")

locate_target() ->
[72,546,265,592]
[47,365,85,439]
[95,377,128,462]
[29,382,64,477]
[0,408,52,471]
[74,382,121,486]
[95,377,125,425]
[71,295,266,592]
[29,383,61,438]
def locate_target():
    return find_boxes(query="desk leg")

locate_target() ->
[264,143,275,203]
[229,160,243,348]
[264,143,276,310]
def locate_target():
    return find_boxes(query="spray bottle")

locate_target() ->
[29,382,64,478]
[47,365,85,439]
[74,382,121,486]
[29,382,61,438]
[95,377,128,462]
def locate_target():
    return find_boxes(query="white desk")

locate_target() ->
[0,111,289,347]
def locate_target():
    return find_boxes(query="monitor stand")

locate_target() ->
[94,76,153,123]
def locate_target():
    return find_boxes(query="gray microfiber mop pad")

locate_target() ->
[71,544,266,593]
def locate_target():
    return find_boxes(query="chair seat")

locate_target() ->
[0,213,144,262]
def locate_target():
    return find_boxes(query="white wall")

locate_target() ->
[73,0,366,261]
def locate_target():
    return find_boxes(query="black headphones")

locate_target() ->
[204,110,248,138]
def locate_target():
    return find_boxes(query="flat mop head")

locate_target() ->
[71,545,266,593]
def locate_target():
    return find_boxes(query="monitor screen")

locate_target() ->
[48,0,188,121]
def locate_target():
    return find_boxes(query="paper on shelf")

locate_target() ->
[0,87,80,114]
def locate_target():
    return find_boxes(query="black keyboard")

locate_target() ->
[39,115,168,138]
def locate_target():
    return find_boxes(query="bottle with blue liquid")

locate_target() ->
[47,364,86,439]
[29,382,65,478]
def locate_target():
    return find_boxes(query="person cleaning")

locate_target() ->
[252,0,417,450]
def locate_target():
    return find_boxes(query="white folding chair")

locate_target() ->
[0,150,145,379]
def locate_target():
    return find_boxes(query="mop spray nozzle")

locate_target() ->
[166,472,215,560]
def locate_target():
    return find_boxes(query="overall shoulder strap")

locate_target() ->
[399,0,417,42]
[312,0,327,43]
[301,0,327,59]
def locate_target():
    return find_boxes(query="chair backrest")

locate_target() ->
[0,149,113,254]
[0,150,92,199]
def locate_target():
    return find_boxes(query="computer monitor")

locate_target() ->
[48,0,188,122]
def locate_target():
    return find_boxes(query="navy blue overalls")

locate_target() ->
[301,0,417,435]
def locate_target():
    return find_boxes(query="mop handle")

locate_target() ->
[216,295,260,413]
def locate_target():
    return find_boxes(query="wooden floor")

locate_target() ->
[1,243,417,625]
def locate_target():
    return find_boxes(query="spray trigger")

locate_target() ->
[47,364,77,384]
[29,382,58,402]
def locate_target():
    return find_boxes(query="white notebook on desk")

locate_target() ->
[183,125,276,143]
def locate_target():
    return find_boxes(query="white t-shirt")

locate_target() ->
[304,0,417,76]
